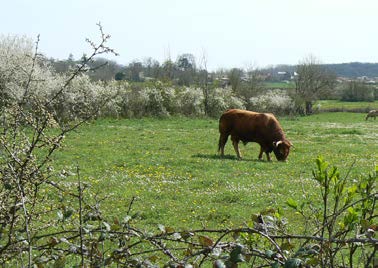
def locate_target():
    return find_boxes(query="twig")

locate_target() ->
[77,166,85,267]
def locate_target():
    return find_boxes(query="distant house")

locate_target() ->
[277,71,291,81]
[357,76,376,84]
[220,77,230,88]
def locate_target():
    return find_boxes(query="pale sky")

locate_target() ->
[1,0,378,70]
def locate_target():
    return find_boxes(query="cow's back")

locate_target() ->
[219,109,256,134]
[219,109,280,142]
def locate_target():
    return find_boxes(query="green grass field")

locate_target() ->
[54,112,377,231]
[263,81,295,89]
[315,100,378,111]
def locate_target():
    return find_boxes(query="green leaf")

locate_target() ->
[229,244,245,263]
[284,258,302,268]
[111,223,121,231]
[265,249,274,258]
[165,226,175,233]
[286,198,298,210]
[198,235,214,247]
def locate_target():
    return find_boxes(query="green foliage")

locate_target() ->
[341,81,376,102]
[286,156,377,267]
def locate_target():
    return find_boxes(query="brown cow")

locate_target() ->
[365,110,378,120]
[218,109,292,161]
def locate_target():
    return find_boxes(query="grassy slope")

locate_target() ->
[54,113,377,230]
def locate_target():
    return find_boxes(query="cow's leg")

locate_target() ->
[231,137,241,159]
[258,147,264,160]
[259,146,271,161]
[218,133,228,157]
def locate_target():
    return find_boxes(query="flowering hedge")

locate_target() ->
[1,35,296,122]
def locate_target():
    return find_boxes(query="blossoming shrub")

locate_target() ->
[108,83,245,118]
[0,35,63,111]
[249,89,295,115]
[174,87,205,116]
[0,35,116,122]
[0,35,293,120]
[51,75,115,121]
[207,87,245,117]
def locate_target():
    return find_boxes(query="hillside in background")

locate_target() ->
[269,62,378,78]
[325,62,378,78]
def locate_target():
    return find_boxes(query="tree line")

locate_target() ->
[47,53,378,116]
[48,54,378,82]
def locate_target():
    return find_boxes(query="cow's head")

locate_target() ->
[273,140,292,161]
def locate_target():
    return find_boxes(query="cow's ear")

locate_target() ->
[273,141,283,147]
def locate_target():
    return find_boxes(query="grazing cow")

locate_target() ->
[218,109,292,161]
[365,110,378,120]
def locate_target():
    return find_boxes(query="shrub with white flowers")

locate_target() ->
[249,89,295,115]
[0,35,64,110]
[207,87,245,117]
[174,87,205,116]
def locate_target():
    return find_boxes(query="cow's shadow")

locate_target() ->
[191,153,264,162]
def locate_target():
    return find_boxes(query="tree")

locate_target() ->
[341,80,375,102]
[88,58,122,81]
[295,55,336,114]
[198,50,210,115]
[176,53,196,86]
[161,59,175,82]
[228,68,243,91]
[125,61,143,82]
[143,57,161,79]
[239,67,264,110]
[115,71,126,81]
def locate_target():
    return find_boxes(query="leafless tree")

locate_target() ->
[294,55,336,114]
[198,49,211,115]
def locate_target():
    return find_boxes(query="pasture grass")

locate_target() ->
[263,81,295,89]
[54,113,377,231]
[315,99,378,111]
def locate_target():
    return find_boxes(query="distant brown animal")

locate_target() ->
[218,109,292,161]
[365,110,378,120]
